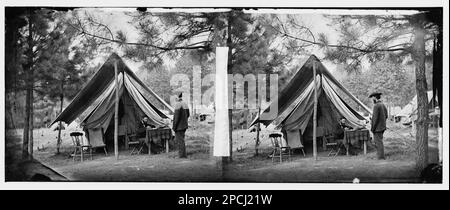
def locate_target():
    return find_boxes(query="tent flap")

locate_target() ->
[82,73,124,131]
[124,74,167,126]
[322,76,365,128]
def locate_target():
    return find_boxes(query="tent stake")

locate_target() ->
[313,60,318,160]
[114,60,119,160]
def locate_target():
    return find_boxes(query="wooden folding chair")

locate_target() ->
[70,132,92,162]
[128,133,146,155]
[269,133,291,163]
[323,134,342,157]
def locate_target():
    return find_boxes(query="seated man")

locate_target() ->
[337,118,364,155]
[136,116,163,153]
[336,118,353,139]
[339,118,354,131]
[137,116,155,138]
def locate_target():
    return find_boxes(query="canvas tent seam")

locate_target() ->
[125,67,174,113]
[79,73,123,124]
[82,76,125,131]
[125,72,173,116]
[277,76,323,133]
[321,76,365,128]
[250,57,317,126]
[319,66,372,115]
[275,74,322,129]
[123,73,167,126]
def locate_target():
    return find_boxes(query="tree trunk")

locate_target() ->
[227,11,233,162]
[28,84,34,159]
[22,76,30,159]
[412,25,429,173]
[27,10,35,160]
[22,10,33,160]
[6,94,16,129]
[56,86,64,154]
[8,106,16,129]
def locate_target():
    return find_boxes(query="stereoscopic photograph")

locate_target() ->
[2,1,446,187]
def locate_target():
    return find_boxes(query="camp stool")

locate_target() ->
[70,132,92,162]
[324,136,342,157]
[129,134,146,155]
[269,133,291,163]
[130,142,143,155]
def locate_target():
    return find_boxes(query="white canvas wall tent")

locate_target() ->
[251,55,371,148]
[396,91,438,124]
[408,91,436,116]
[50,53,173,149]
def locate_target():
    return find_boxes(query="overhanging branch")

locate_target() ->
[68,22,210,51]
[277,27,409,53]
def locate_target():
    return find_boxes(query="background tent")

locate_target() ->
[251,55,370,148]
[408,91,437,116]
[395,91,436,124]
[51,53,173,149]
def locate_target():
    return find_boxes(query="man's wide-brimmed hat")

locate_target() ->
[368,92,382,98]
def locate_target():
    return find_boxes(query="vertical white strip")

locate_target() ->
[213,47,230,157]
[193,65,202,110]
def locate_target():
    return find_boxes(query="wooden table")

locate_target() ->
[343,129,370,156]
[146,127,173,155]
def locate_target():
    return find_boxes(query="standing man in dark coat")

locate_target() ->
[173,93,190,158]
[369,92,388,159]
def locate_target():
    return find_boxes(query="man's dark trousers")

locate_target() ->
[373,131,385,159]
[175,129,187,158]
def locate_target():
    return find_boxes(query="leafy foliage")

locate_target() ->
[321,14,438,73]
[5,8,96,129]
[340,54,416,108]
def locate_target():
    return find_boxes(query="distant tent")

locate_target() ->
[50,53,173,149]
[396,91,437,124]
[389,106,402,117]
[409,91,436,116]
[251,55,371,148]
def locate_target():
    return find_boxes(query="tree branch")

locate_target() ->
[68,21,210,51]
[86,17,115,41]
[270,24,409,53]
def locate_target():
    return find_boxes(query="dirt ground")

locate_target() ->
[5,120,441,183]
